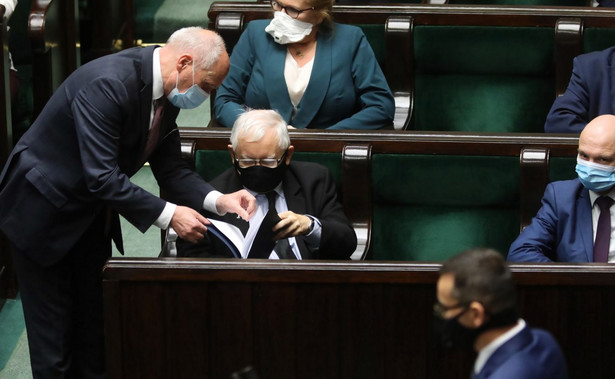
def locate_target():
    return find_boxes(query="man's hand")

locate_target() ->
[273,211,311,240]
[215,189,257,221]
[170,206,210,243]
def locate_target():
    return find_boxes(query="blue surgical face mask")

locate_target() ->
[167,64,209,109]
[576,157,615,193]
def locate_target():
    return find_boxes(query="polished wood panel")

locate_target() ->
[103,259,615,378]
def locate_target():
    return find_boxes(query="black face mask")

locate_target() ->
[234,163,287,194]
[433,307,518,351]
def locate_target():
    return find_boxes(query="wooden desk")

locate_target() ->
[103,259,615,378]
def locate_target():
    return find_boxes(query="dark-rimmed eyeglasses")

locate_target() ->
[433,301,469,319]
[270,0,315,19]
[234,150,288,169]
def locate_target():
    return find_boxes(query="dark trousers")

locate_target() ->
[11,211,111,379]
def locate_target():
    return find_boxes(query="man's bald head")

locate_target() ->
[578,115,615,167]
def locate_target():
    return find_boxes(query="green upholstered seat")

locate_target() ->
[134,0,232,43]
[549,156,577,183]
[583,28,615,55]
[371,154,520,261]
[412,26,555,133]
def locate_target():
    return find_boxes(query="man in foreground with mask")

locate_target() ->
[435,248,567,378]
[0,27,257,378]
[508,114,615,262]
[177,108,356,259]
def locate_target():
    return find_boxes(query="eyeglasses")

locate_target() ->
[234,151,288,169]
[270,0,315,19]
[433,301,469,319]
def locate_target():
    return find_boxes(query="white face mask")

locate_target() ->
[265,11,313,45]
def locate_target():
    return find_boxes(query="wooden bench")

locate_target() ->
[103,258,615,379]
[208,2,615,131]
[171,128,578,260]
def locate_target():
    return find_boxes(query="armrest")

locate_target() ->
[342,143,372,260]
[159,227,178,257]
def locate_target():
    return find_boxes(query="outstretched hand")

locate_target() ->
[170,206,210,243]
[216,189,257,221]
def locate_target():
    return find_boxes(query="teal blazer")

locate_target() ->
[214,21,395,130]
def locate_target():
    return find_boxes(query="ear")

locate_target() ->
[176,54,193,71]
[467,301,487,328]
[228,144,235,164]
[285,145,294,164]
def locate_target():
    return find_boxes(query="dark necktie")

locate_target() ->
[140,97,166,165]
[594,196,613,262]
[247,192,295,259]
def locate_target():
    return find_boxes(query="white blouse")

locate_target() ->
[284,50,314,111]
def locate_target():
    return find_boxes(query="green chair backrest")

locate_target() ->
[371,154,520,261]
[412,25,555,133]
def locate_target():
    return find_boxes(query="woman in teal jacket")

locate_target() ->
[214,0,395,130]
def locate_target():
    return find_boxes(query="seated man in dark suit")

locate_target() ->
[509,114,615,262]
[435,248,568,379]
[545,46,615,133]
[177,109,357,259]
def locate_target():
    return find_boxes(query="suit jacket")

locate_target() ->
[177,161,357,259]
[214,21,395,130]
[545,46,615,133]
[474,325,568,379]
[508,179,594,262]
[0,46,213,265]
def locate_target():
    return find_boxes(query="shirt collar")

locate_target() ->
[474,319,525,374]
[152,47,164,101]
[589,188,615,207]
[245,183,285,200]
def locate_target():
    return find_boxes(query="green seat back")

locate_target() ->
[356,24,385,69]
[371,154,520,261]
[549,156,577,183]
[583,28,615,55]
[413,26,555,132]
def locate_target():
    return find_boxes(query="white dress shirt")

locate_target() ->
[151,48,222,229]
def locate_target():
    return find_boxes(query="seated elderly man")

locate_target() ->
[509,114,615,262]
[177,109,356,259]
[435,248,568,379]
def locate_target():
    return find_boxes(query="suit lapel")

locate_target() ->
[264,42,294,122]
[291,32,332,128]
[282,166,311,258]
[577,189,594,262]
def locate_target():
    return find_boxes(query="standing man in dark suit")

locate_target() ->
[434,248,568,379]
[177,109,356,260]
[509,114,615,262]
[0,27,256,378]
[545,46,615,133]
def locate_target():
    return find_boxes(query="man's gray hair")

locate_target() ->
[166,27,226,70]
[230,109,290,152]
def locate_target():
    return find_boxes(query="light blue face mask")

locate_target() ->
[575,157,615,193]
[167,64,209,109]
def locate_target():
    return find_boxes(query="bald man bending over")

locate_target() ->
[508,115,615,262]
